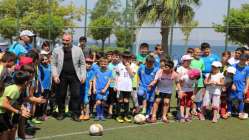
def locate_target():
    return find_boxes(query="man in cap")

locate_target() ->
[9,30,35,57]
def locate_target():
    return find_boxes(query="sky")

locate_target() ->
[63,0,248,46]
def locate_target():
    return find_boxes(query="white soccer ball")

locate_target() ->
[89,124,103,136]
[134,114,146,124]
[239,113,248,120]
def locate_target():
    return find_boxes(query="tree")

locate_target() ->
[115,28,135,48]
[0,17,18,43]
[181,20,198,47]
[135,0,200,54]
[215,4,249,46]
[114,0,137,50]
[33,14,64,42]
[89,17,113,52]
[0,0,84,42]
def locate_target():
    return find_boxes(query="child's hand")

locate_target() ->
[191,95,196,101]
[101,89,106,94]
[231,84,236,91]
[178,91,184,99]
[20,109,31,118]
[37,97,47,104]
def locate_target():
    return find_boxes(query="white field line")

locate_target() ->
[32,122,166,140]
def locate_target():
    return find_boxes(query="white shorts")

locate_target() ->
[202,90,220,109]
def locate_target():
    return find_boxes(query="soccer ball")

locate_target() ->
[239,113,248,120]
[134,114,146,124]
[89,124,103,136]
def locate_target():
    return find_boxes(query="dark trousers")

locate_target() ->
[56,74,81,116]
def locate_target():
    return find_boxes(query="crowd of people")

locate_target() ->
[0,30,249,140]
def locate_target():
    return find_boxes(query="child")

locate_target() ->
[107,50,120,118]
[37,54,52,121]
[137,55,159,116]
[115,51,135,123]
[201,61,224,123]
[220,66,236,119]
[93,57,112,121]
[0,71,31,140]
[148,59,178,123]
[0,51,17,85]
[177,68,200,122]
[131,55,140,114]
[80,57,95,121]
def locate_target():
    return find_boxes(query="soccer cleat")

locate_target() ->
[79,115,85,120]
[124,116,132,123]
[31,118,42,124]
[83,115,90,121]
[116,116,124,123]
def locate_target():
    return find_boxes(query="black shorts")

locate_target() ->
[107,87,117,104]
[118,91,131,100]
[0,113,13,132]
[155,92,172,100]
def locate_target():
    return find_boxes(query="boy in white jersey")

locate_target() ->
[115,51,136,123]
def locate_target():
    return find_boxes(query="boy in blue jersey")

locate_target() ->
[201,42,220,76]
[137,55,159,116]
[93,57,112,121]
[228,54,249,119]
[107,50,120,118]
[80,57,95,121]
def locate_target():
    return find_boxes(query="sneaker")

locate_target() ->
[180,118,185,123]
[79,115,85,120]
[124,116,132,123]
[56,113,65,120]
[198,113,205,121]
[106,114,112,119]
[71,115,81,122]
[83,115,90,121]
[100,116,105,121]
[31,118,42,124]
[24,134,34,139]
[185,117,192,122]
[116,116,124,123]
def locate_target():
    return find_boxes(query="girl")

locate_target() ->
[201,61,224,123]
[148,59,178,123]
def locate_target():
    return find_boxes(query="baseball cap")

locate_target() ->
[226,66,236,74]
[211,61,222,67]
[20,30,35,37]
[181,55,193,61]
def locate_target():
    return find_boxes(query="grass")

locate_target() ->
[32,115,249,140]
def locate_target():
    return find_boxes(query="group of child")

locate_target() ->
[1,41,249,140]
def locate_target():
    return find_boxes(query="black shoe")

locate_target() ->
[72,115,81,122]
[56,113,65,120]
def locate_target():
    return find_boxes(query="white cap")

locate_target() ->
[211,61,222,67]
[40,50,50,55]
[181,55,193,61]
[226,66,236,74]
[20,30,35,37]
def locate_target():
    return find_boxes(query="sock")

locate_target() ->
[116,102,121,116]
[146,102,153,115]
[239,100,244,113]
[96,105,101,117]
[100,104,104,117]
[124,102,129,117]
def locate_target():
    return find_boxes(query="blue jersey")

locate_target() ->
[232,64,249,94]
[154,55,160,69]
[85,69,95,94]
[95,68,112,93]
[202,54,220,74]
[38,64,52,90]
[91,63,100,74]
[9,42,31,56]
[138,64,158,90]
[108,63,118,88]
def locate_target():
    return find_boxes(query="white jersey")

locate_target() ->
[180,74,197,92]
[205,73,224,95]
[115,63,135,92]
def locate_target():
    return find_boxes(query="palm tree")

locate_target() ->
[135,0,200,54]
